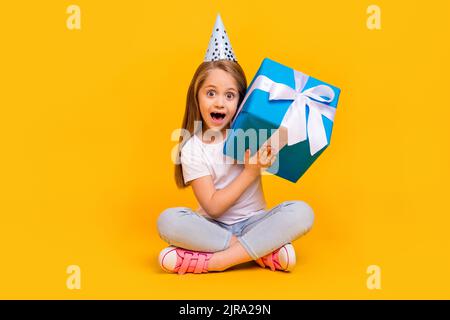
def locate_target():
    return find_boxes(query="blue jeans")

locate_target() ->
[157,200,314,260]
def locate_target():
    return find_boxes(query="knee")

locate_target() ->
[285,200,315,232]
[157,207,189,238]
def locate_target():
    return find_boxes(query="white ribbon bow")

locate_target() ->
[233,70,336,156]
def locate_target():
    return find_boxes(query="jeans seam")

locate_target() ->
[221,231,233,251]
[240,208,280,236]
[237,236,259,260]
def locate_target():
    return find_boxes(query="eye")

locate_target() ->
[226,92,236,100]
[207,90,216,97]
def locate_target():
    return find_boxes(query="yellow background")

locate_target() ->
[1,0,449,299]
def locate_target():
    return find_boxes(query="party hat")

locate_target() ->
[204,14,237,62]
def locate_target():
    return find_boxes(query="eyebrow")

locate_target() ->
[204,85,237,91]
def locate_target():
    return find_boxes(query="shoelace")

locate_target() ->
[177,251,209,275]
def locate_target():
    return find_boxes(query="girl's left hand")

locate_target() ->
[243,144,277,176]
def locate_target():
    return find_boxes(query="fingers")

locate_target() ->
[258,144,276,168]
[245,145,277,167]
[268,154,277,167]
[257,145,268,164]
[260,144,271,159]
[244,149,250,164]
[247,148,259,165]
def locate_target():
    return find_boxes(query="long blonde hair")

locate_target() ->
[174,60,247,188]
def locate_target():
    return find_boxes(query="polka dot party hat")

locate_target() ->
[204,14,237,62]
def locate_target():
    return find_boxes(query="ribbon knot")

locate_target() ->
[268,71,336,155]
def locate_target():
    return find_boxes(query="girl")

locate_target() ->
[157,15,314,275]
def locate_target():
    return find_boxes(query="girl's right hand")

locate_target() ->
[243,144,277,177]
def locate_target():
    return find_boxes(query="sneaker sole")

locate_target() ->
[159,246,178,273]
[280,243,296,272]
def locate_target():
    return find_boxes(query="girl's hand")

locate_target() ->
[243,144,277,177]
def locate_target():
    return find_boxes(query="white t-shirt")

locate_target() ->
[180,131,267,225]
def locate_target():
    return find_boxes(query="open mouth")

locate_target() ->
[210,112,226,123]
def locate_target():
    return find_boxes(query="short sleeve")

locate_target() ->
[180,138,212,184]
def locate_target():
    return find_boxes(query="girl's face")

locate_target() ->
[197,68,239,135]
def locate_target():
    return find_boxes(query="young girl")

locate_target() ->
[157,15,314,275]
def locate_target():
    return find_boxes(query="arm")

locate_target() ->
[191,145,276,219]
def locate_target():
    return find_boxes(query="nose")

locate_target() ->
[214,96,225,109]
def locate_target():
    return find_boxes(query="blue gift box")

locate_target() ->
[223,58,341,183]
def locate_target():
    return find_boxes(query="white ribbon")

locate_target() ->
[232,70,336,156]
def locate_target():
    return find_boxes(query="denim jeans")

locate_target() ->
[157,200,314,260]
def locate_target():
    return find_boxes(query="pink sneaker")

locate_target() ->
[158,246,213,275]
[255,243,296,272]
